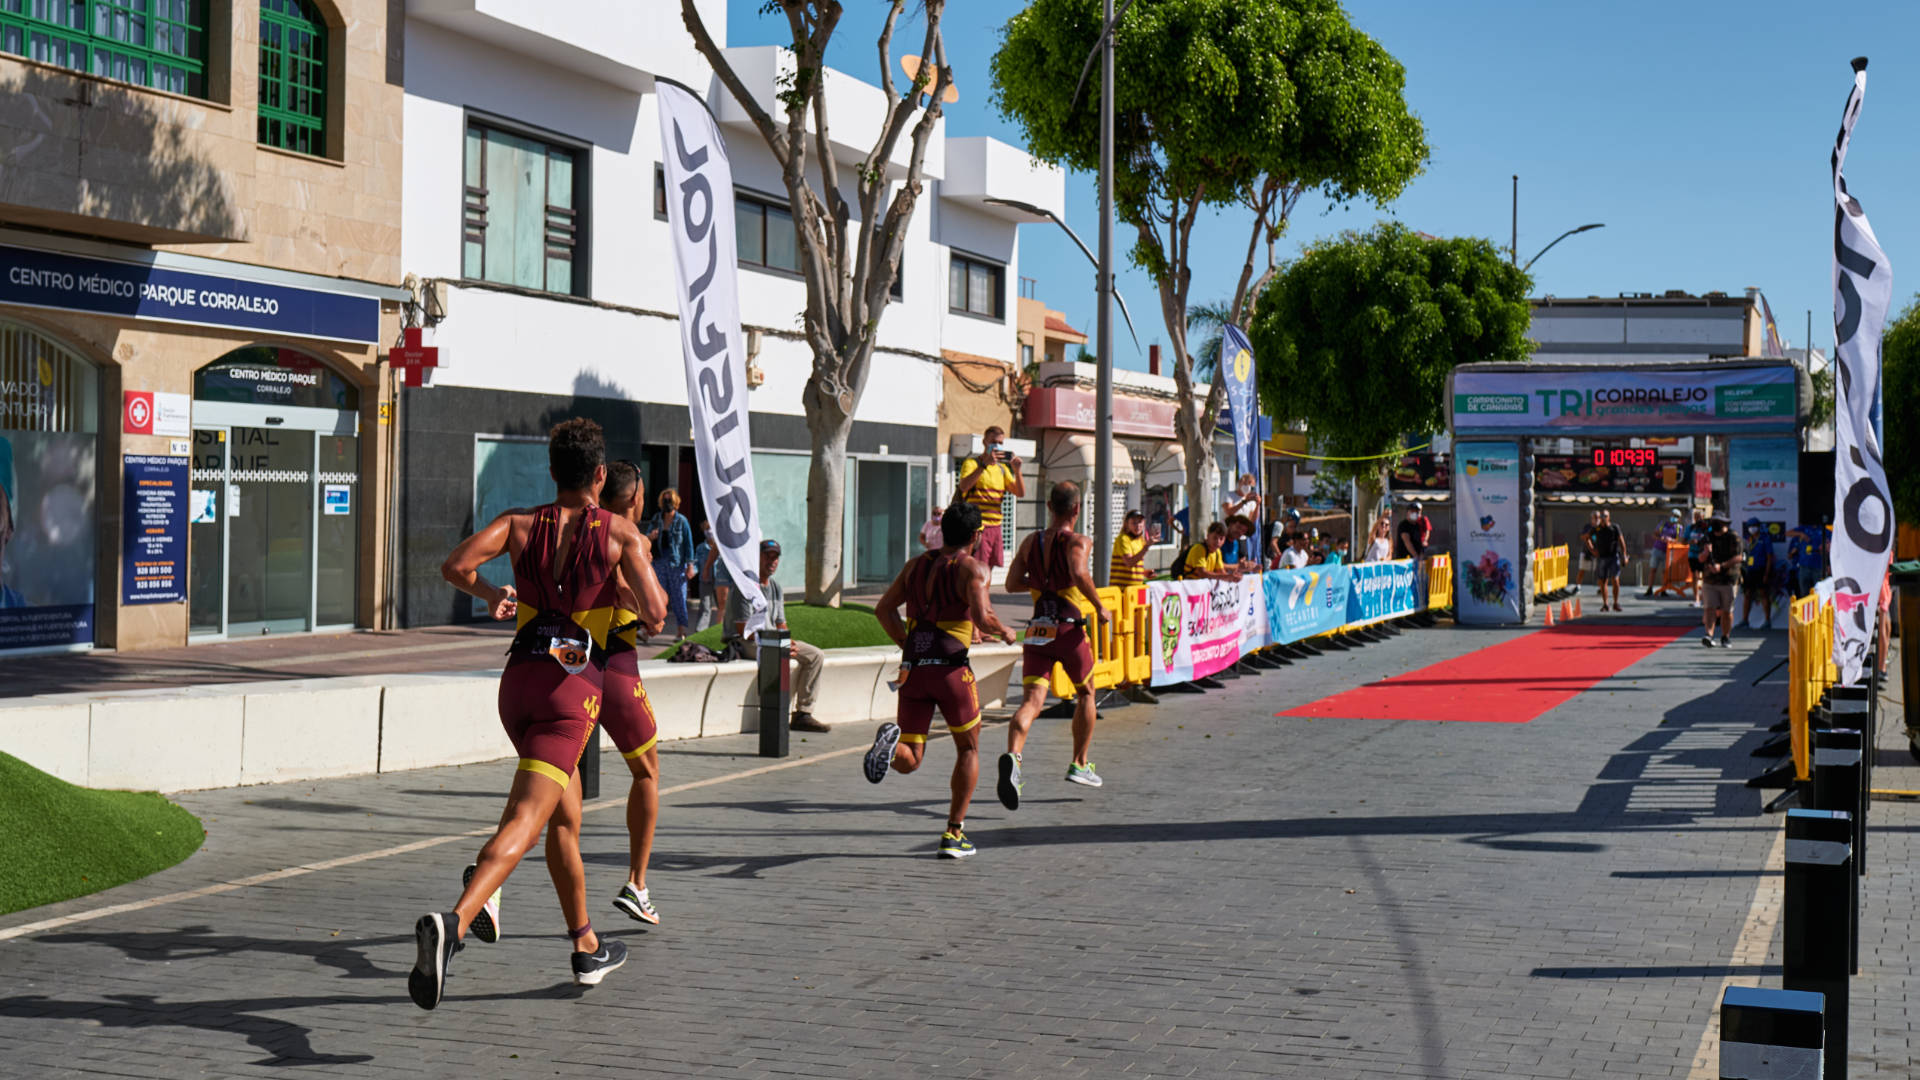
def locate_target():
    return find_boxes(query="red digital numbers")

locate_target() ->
[1590,446,1657,467]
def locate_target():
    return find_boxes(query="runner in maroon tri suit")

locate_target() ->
[408,419,663,1010]
[599,459,670,926]
[867,501,1014,859]
[1000,481,1110,810]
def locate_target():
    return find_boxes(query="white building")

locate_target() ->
[395,1,1061,619]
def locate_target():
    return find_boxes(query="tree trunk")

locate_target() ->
[1181,430,1214,538]
[1354,468,1387,540]
[804,409,852,607]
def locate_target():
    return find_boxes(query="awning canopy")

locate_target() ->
[1140,441,1215,489]
[1041,430,1136,486]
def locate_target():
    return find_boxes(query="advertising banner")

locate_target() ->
[1236,568,1270,654]
[1451,364,1798,436]
[1827,59,1897,686]
[1455,441,1524,624]
[1263,564,1350,644]
[1220,325,1260,477]
[121,455,187,605]
[1727,436,1799,541]
[1346,559,1421,625]
[1534,452,1691,497]
[657,79,768,635]
[1146,577,1246,686]
[0,431,95,651]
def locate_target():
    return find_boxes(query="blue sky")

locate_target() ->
[724,1,1920,371]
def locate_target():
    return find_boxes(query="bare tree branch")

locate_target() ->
[680,1,788,167]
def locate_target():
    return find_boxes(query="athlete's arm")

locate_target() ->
[611,516,667,634]
[874,564,911,648]
[1068,534,1109,623]
[1004,533,1036,592]
[442,510,523,620]
[967,558,1015,644]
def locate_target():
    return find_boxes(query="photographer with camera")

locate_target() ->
[955,425,1026,569]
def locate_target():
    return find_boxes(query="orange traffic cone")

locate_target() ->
[1573,598,1584,618]
[1543,603,1555,626]
[1561,600,1574,622]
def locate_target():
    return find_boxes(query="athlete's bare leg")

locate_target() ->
[451,769,567,940]
[892,740,926,774]
[947,723,979,825]
[1006,680,1049,758]
[624,747,659,891]
[543,772,599,954]
[1069,686,1096,767]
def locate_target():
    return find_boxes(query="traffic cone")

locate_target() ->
[1574,598,1584,618]
[1561,600,1574,622]
[1543,603,1555,627]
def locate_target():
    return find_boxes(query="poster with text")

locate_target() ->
[1346,559,1421,625]
[1263,564,1351,644]
[1236,569,1270,654]
[1727,436,1798,541]
[1146,577,1246,686]
[1455,441,1524,624]
[0,431,96,651]
[122,454,187,605]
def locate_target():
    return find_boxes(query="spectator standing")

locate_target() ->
[955,426,1025,569]
[1323,537,1351,565]
[1364,515,1393,563]
[1179,522,1241,581]
[1225,515,1261,573]
[1684,508,1710,606]
[690,524,714,630]
[1109,510,1150,588]
[1222,474,1261,564]
[1394,504,1430,561]
[1738,519,1776,630]
[1589,508,1626,611]
[1643,509,1681,598]
[1577,510,1600,588]
[647,489,695,641]
[1787,523,1824,598]
[1699,517,1741,648]
[1277,532,1311,570]
[725,540,828,732]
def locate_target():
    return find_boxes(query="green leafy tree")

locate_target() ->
[994,0,1426,529]
[1249,224,1532,507]
[682,1,951,605]
[1879,297,1920,527]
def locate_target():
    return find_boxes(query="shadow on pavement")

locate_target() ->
[1530,964,1781,979]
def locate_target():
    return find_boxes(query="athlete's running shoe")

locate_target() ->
[938,827,976,859]
[461,864,501,944]
[1065,762,1104,788]
[407,910,462,1010]
[612,882,659,925]
[571,938,629,986]
[996,751,1023,810]
[863,722,902,784]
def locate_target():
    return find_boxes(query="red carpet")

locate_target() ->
[1279,623,1691,724]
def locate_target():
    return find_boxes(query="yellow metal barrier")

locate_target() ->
[1426,553,1453,610]
[1787,592,1837,781]
[1652,540,1694,599]
[1531,544,1570,597]
[1034,585,1130,699]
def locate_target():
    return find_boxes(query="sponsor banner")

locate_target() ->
[121,454,187,605]
[1455,441,1524,624]
[1451,365,1798,435]
[1727,436,1798,542]
[1827,60,1897,686]
[657,80,768,635]
[1346,559,1421,625]
[1146,577,1248,686]
[0,430,96,650]
[1389,450,1451,492]
[1263,564,1350,644]
[0,243,380,343]
[1220,325,1260,477]
[1236,566,1270,654]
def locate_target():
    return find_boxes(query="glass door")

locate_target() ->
[189,428,228,636]
[314,434,359,628]
[855,460,908,585]
[225,425,314,635]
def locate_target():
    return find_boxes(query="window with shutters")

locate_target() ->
[258,0,326,155]
[0,0,206,98]
[463,118,589,297]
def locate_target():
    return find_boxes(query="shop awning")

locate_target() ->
[1041,430,1136,486]
[1140,441,1214,488]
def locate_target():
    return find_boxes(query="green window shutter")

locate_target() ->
[257,0,326,155]
[0,0,206,98]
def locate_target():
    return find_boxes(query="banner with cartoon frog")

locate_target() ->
[1146,577,1248,686]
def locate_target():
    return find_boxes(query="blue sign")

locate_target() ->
[0,243,380,343]
[0,604,93,650]
[1264,564,1351,644]
[1220,325,1260,477]
[1346,559,1421,625]
[122,455,188,605]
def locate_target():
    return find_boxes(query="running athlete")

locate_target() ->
[999,481,1111,808]
[600,460,670,926]
[865,501,1015,859]
[410,419,663,1010]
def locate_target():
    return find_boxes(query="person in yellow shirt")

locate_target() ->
[955,425,1025,568]
[1180,522,1240,581]
[1109,510,1150,588]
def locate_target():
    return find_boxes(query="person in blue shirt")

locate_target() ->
[1322,536,1350,565]
[1738,518,1775,629]
[646,489,696,640]
[1786,523,1824,599]
[690,526,713,630]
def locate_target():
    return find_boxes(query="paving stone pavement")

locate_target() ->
[1,612,1914,1079]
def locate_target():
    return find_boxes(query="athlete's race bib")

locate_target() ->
[546,636,591,675]
[1026,617,1057,644]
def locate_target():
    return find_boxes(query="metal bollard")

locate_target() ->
[580,724,602,799]
[1783,813,1851,1079]
[1788,809,1858,977]
[1812,730,1865,881]
[1719,985,1825,1079]
[757,629,791,759]
[1829,687,1872,871]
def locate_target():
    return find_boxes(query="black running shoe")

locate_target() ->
[864,722,902,784]
[996,752,1022,811]
[461,864,500,944]
[407,911,462,1010]
[570,938,629,986]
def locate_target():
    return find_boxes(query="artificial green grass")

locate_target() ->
[659,601,894,659]
[0,751,206,916]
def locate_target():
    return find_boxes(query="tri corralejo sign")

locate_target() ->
[1448,359,1803,436]
[0,243,380,344]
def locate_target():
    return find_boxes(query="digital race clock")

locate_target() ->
[1590,446,1658,468]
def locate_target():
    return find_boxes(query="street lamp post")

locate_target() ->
[1093,0,1114,586]
[1522,223,1605,272]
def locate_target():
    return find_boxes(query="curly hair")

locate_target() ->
[548,418,605,491]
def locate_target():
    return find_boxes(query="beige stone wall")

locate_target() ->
[0,0,402,283]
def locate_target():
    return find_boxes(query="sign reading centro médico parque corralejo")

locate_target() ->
[0,243,379,344]
[1450,363,1798,436]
